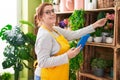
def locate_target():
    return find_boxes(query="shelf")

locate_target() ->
[55,11,73,14]
[86,42,115,48]
[55,7,115,15]
[85,7,115,12]
[79,72,112,80]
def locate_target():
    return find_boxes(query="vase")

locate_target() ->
[74,0,84,10]
[84,0,90,10]
[59,0,68,12]
[66,0,74,11]
[87,2,94,10]
[92,0,97,9]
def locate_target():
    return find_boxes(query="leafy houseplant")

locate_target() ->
[91,58,107,77]
[0,21,36,80]
[68,9,85,80]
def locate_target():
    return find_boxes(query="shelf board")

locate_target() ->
[86,42,115,48]
[79,72,112,80]
[55,7,115,14]
[55,11,73,14]
[85,7,115,12]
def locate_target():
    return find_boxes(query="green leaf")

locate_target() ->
[2,57,16,69]
[19,20,34,28]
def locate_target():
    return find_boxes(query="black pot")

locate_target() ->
[93,68,104,77]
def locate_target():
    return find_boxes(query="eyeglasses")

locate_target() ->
[44,9,55,15]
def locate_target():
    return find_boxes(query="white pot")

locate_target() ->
[87,2,94,10]
[84,0,90,10]
[94,37,102,43]
[92,0,97,9]
[106,37,113,43]
[88,36,93,42]
[54,0,59,4]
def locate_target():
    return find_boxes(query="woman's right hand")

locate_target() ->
[66,46,81,59]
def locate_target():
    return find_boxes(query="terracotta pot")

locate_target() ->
[74,0,84,10]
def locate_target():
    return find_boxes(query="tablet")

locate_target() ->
[76,34,90,50]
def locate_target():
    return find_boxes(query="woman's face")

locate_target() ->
[42,5,56,25]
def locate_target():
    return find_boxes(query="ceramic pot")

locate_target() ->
[74,0,84,10]
[87,36,93,42]
[59,0,68,12]
[93,68,104,77]
[102,32,110,43]
[92,0,97,9]
[106,37,113,43]
[84,0,90,10]
[87,2,94,10]
[94,37,102,43]
[66,0,74,11]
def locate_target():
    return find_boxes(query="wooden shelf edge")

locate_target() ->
[55,7,115,14]
[86,7,115,12]
[86,42,115,48]
[55,11,73,14]
[79,72,112,80]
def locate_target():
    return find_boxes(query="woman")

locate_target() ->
[34,2,107,80]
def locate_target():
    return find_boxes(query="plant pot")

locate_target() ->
[66,0,74,11]
[102,32,110,43]
[74,0,84,10]
[110,67,113,78]
[59,0,68,12]
[87,36,93,42]
[92,68,104,77]
[87,2,94,10]
[106,37,113,43]
[94,37,102,43]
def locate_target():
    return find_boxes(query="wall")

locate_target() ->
[20,0,50,80]
[20,0,41,80]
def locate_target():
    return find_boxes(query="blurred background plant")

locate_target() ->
[0,20,36,80]
[97,12,114,37]
[59,18,69,29]
[1,72,12,80]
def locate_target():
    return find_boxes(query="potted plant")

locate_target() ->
[93,28,102,43]
[0,20,36,80]
[91,58,107,77]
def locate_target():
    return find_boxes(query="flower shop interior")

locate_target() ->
[0,0,120,80]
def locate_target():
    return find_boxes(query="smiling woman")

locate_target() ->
[0,0,19,74]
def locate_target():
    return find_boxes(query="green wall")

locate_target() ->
[20,0,50,80]
[20,0,41,80]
